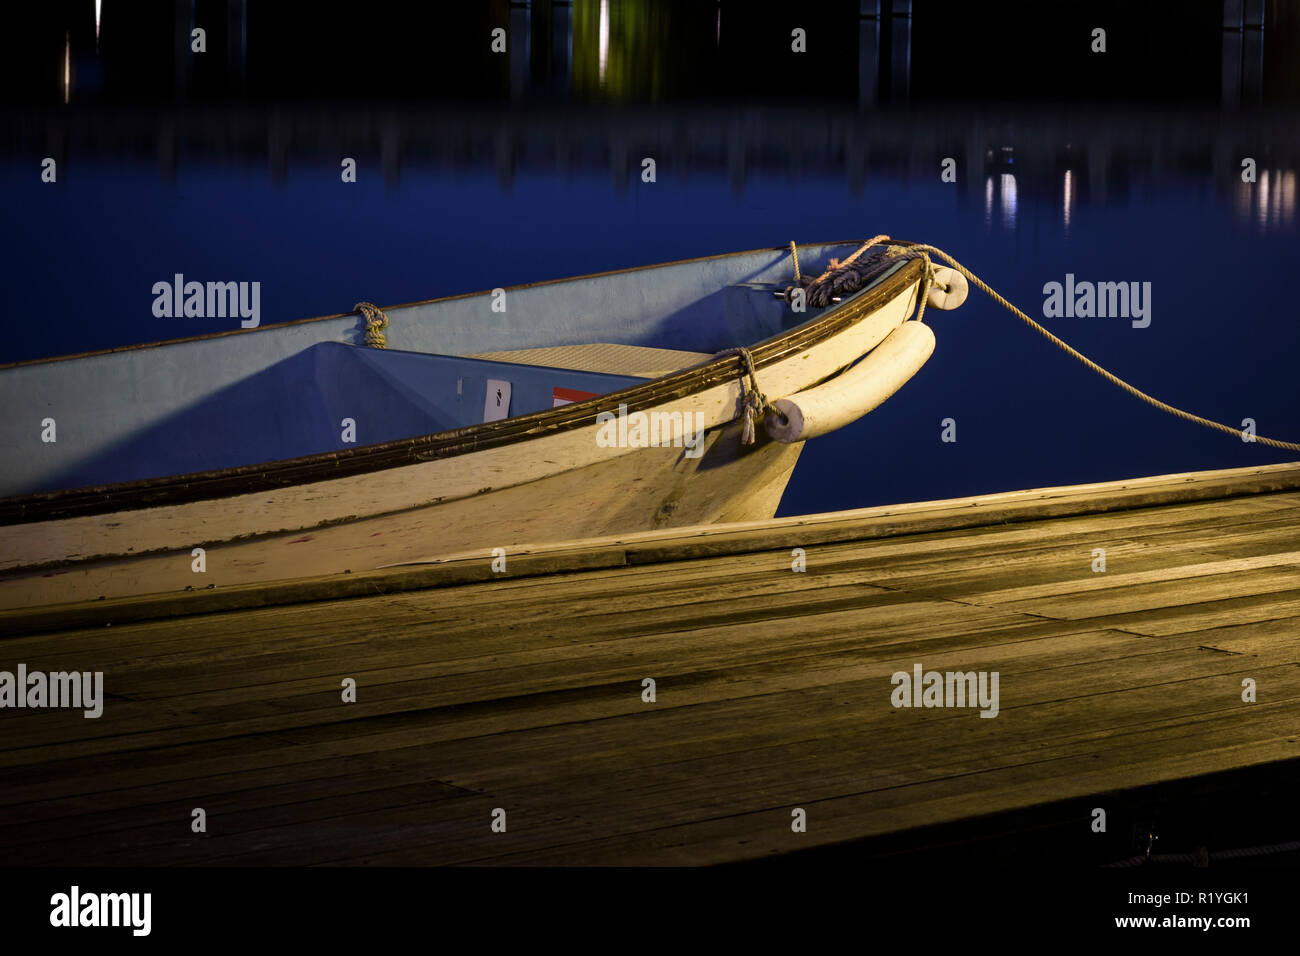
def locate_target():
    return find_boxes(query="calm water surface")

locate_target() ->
[2,0,1297,514]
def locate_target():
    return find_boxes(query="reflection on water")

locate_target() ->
[8,100,1299,222]
[1000,174,1018,230]
[572,0,687,102]
[983,171,1020,232]
[598,0,609,90]
[1062,169,1075,233]
[1237,168,1298,232]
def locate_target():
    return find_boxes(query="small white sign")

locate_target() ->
[484,379,512,422]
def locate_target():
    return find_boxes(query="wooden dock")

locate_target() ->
[2,462,1299,866]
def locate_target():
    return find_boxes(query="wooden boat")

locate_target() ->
[0,241,946,611]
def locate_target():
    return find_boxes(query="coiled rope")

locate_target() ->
[354,301,389,349]
[785,235,893,309]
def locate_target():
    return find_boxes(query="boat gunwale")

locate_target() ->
[0,249,924,526]
[0,239,893,371]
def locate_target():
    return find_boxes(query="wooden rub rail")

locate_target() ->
[0,461,1298,866]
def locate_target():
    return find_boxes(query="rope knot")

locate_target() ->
[714,345,773,446]
[740,387,767,445]
[354,302,389,349]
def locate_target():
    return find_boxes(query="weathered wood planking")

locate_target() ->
[0,464,1298,866]
[6,460,1299,635]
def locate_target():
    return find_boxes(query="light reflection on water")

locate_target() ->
[1000,174,1018,230]
[598,0,610,90]
[1239,169,1298,232]
[1063,169,1074,234]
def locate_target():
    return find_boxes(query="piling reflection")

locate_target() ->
[5,0,1300,239]
[571,0,676,100]
[4,102,1298,236]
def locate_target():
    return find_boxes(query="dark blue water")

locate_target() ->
[2,0,1297,515]
[4,147,1295,515]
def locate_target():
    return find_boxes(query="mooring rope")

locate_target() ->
[814,234,891,281]
[354,301,389,349]
[881,242,1300,453]
[775,237,1299,451]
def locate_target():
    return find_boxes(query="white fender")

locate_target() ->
[927,267,968,310]
[765,321,935,443]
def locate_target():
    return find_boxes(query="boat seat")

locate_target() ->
[467,343,713,378]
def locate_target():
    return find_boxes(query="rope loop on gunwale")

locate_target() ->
[712,345,777,446]
[355,301,389,349]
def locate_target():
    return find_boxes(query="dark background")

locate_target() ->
[6,1,1295,105]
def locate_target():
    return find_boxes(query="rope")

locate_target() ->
[890,245,936,328]
[784,236,894,309]
[713,345,781,445]
[789,241,801,283]
[354,301,389,349]
[812,234,891,282]
[886,242,1300,453]
[1104,839,1300,868]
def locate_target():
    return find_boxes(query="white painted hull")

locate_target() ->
[0,248,924,611]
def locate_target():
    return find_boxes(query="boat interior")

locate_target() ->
[0,242,905,497]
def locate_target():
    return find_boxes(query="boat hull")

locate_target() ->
[0,246,925,611]
[0,420,801,610]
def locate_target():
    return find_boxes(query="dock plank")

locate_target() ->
[1,463,1298,865]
